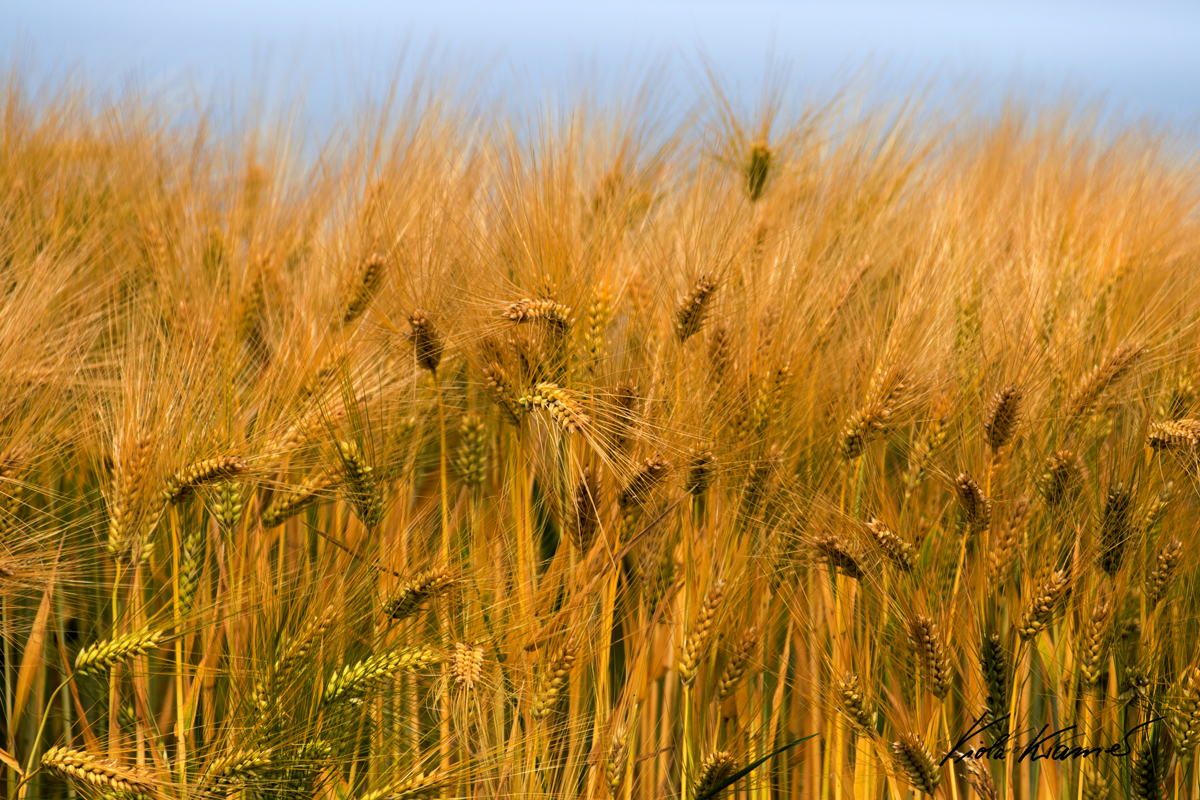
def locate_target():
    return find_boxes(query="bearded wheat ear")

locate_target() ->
[260,471,333,529]
[1018,570,1070,641]
[343,252,385,324]
[1170,666,1200,756]
[812,533,863,580]
[453,414,488,487]
[674,274,719,343]
[678,578,726,686]
[1079,591,1113,688]
[566,468,601,553]
[892,733,941,795]
[953,472,991,534]
[1099,482,1133,576]
[357,768,446,800]
[1062,342,1144,426]
[1130,734,1166,800]
[164,455,248,505]
[323,647,441,706]
[518,383,589,434]
[981,632,1009,734]
[75,627,167,675]
[385,566,456,621]
[337,439,382,528]
[983,384,1022,450]
[833,673,876,732]
[717,625,760,701]
[408,309,444,373]
[908,614,951,699]
[692,750,738,800]
[865,518,914,573]
[107,433,154,557]
[480,361,523,426]
[743,139,772,201]
[502,298,571,333]
[531,637,579,720]
[41,746,156,796]
[1148,537,1183,609]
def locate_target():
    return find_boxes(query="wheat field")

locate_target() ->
[2,72,1200,800]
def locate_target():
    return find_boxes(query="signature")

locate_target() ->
[939,713,1162,767]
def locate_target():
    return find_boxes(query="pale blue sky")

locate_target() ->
[6,1,1200,134]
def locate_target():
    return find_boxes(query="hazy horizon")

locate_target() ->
[7,1,1200,137]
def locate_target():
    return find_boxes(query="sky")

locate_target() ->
[5,1,1200,137]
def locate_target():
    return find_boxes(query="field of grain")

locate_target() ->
[2,74,1200,800]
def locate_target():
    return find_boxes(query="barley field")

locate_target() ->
[2,72,1200,800]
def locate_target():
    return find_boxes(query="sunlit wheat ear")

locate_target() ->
[107,432,154,557]
[324,647,441,706]
[407,309,444,374]
[1099,482,1134,576]
[834,673,876,732]
[981,632,1009,732]
[908,615,951,699]
[693,750,738,800]
[678,577,726,686]
[531,637,579,720]
[212,481,243,531]
[1131,735,1166,800]
[75,627,167,675]
[743,140,772,202]
[481,361,523,425]
[674,274,719,343]
[566,467,601,553]
[891,734,941,795]
[953,472,991,534]
[984,384,1022,450]
[502,297,572,334]
[453,414,487,487]
[865,518,914,573]
[839,364,907,461]
[204,748,273,792]
[717,625,760,701]
[812,533,863,580]
[583,286,612,370]
[41,746,155,796]
[177,525,204,613]
[343,252,385,324]
[605,714,632,796]
[518,382,589,433]
[358,768,446,800]
[1018,570,1070,641]
[1062,341,1144,427]
[1170,667,1200,754]
[1080,590,1113,687]
[260,471,333,529]
[386,566,456,622]
[1147,418,1200,452]
[1147,537,1183,609]
[988,496,1031,584]
[451,642,484,691]
[337,440,382,528]
[164,455,248,505]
